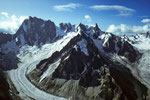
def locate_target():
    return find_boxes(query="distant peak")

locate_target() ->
[59,23,73,32]
[94,23,101,32]
[145,31,150,38]
[78,23,87,32]
[95,23,99,28]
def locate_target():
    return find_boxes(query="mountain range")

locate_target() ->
[0,16,150,100]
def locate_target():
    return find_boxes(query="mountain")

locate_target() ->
[14,16,57,46]
[0,17,150,100]
[27,23,147,100]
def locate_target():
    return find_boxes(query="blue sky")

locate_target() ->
[0,0,150,35]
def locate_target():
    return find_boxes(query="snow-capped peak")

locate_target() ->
[99,32,112,47]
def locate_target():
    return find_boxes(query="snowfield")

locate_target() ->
[7,32,78,100]
[129,34,150,50]
[137,50,150,88]
[130,34,150,88]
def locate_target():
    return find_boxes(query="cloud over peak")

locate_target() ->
[0,12,28,34]
[53,3,80,11]
[90,5,135,16]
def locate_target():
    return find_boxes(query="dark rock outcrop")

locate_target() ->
[0,69,23,100]
[59,23,72,32]
[0,32,13,47]
[93,23,101,39]
[78,23,87,32]
[0,52,19,71]
[0,69,12,100]
[118,41,141,62]
[145,31,150,38]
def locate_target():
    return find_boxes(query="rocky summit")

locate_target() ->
[0,17,150,100]
[14,16,57,46]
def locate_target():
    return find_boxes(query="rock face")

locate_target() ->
[118,40,141,62]
[93,23,101,39]
[0,32,13,47]
[0,51,19,70]
[144,31,150,38]
[59,23,72,33]
[0,33,19,70]
[27,24,149,100]
[14,16,56,46]
[99,32,140,62]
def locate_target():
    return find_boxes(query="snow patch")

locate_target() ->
[100,33,112,47]
[114,40,120,53]
[41,23,45,28]
[23,22,27,32]
[77,39,89,56]
[19,34,26,45]
[92,38,104,53]
[74,45,78,51]
[130,34,150,50]
[39,59,61,82]
[56,26,66,37]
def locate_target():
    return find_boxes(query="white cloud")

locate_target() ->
[141,19,150,23]
[53,3,80,11]
[0,12,28,34]
[90,5,135,16]
[106,24,150,35]
[84,15,92,22]
[1,12,9,17]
